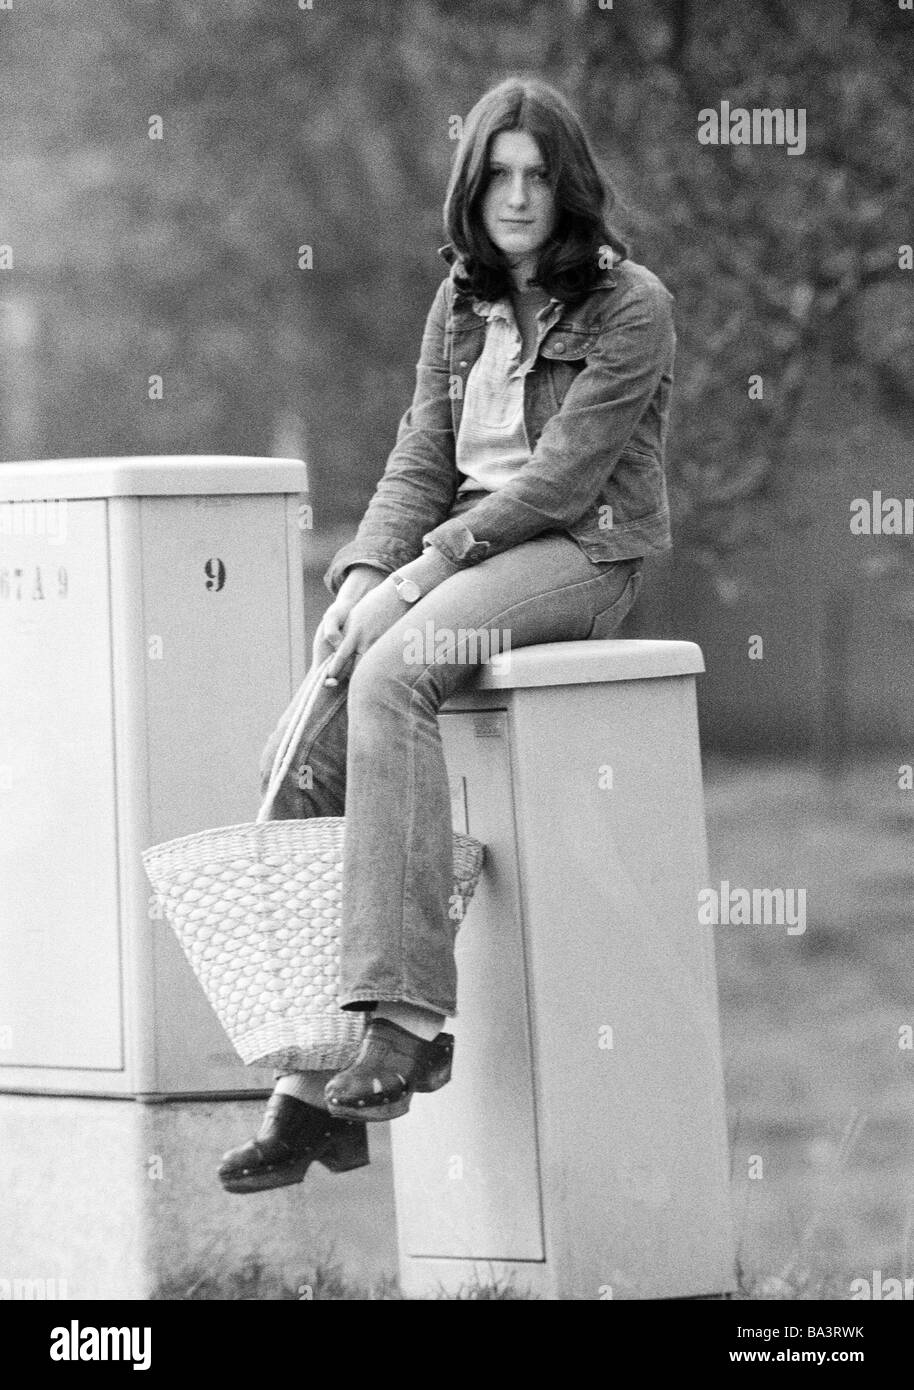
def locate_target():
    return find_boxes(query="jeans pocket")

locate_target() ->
[585,565,643,640]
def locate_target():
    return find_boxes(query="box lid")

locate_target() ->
[469,639,704,688]
[0,456,308,500]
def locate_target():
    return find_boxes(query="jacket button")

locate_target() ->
[553,340,565,353]
[459,360,468,368]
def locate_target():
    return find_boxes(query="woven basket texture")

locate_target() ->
[142,816,485,1071]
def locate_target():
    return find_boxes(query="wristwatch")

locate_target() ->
[389,569,423,604]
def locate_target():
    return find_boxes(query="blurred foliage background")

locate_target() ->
[2,0,914,748]
[3,0,913,548]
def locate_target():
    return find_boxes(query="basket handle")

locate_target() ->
[256,653,335,823]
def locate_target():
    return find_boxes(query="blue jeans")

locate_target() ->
[259,517,643,1018]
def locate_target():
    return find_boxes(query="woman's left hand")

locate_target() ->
[322,578,410,686]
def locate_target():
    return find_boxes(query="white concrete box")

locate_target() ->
[393,641,737,1300]
[0,456,308,1097]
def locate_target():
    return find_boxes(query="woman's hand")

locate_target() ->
[322,578,410,685]
[312,564,387,666]
[259,564,391,791]
[317,547,460,683]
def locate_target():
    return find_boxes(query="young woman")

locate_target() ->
[219,75,675,1193]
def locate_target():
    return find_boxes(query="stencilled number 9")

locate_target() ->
[204,558,226,592]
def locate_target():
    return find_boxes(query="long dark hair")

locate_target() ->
[442,76,629,305]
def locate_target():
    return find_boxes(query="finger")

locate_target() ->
[313,628,334,664]
[324,637,356,686]
[321,617,343,647]
[314,610,346,664]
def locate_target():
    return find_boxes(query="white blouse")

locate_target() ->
[455,292,562,495]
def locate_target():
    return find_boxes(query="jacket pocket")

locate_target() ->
[539,328,593,412]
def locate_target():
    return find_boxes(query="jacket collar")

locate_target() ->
[436,241,620,295]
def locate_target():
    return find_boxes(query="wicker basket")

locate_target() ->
[142,655,485,1072]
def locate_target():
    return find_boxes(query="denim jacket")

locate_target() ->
[323,243,675,595]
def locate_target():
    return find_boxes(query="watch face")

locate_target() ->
[397,577,422,603]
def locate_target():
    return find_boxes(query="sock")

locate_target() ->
[273,1070,335,1109]
[374,1001,446,1042]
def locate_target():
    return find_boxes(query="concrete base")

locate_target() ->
[0,1094,397,1300]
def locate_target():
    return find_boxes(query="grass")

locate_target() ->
[153,1255,399,1301]
[705,753,914,1300]
[152,1256,532,1300]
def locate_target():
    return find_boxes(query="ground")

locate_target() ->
[707,753,914,1299]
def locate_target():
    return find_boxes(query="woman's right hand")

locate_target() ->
[259,564,389,790]
[312,564,388,666]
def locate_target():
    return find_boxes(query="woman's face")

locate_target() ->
[480,129,556,282]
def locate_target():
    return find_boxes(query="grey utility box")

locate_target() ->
[0,456,308,1097]
[392,640,736,1301]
